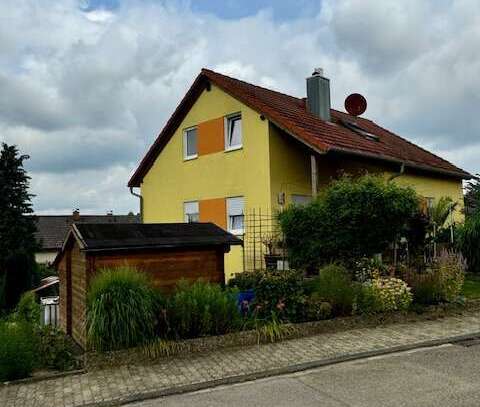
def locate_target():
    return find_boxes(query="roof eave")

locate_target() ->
[328,146,472,180]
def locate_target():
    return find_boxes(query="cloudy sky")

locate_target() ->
[1,0,479,215]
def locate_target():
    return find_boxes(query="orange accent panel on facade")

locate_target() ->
[198,117,225,155]
[199,198,227,229]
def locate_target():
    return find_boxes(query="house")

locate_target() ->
[34,210,140,265]
[128,68,471,278]
[54,222,241,348]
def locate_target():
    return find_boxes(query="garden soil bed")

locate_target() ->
[85,299,480,370]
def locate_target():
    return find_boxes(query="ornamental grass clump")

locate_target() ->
[432,251,466,302]
[86,267,157,351]
[168,280,241,339]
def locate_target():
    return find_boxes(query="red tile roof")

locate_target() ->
[128,69,470,187]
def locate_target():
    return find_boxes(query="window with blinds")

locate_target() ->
[226,196,244,235]
[184,201,199,223]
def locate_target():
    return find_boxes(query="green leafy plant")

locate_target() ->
[457,212,480,274]
[253,269,306,322]
[432,251,466,302]
[168,280,241,339]
[86,267,157,351]
[16,291,40,325]
[279,175,419,269]
[253,312,297,344]
[305,296,332,321]
[354,257,388,283]
[310,264,356,315]
[228,271,263,291]
[0,321,37,381]
[37,326,79,371]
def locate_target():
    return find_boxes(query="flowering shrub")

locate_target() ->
[371,277,413,312]
[432,251,466,302]
[354,277,412,314]
[354,257,388,283]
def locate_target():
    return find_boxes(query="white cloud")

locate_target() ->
[0,0,478,214]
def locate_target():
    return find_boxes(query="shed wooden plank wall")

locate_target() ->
[92,247,225,293]
[58,241,226,348]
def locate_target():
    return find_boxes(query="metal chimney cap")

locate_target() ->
[312,67,324,76]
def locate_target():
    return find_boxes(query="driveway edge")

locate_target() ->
[81,331,480,407]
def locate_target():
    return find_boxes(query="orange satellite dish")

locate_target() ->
[345,93,367,116]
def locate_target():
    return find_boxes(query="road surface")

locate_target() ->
[128,340,480,407]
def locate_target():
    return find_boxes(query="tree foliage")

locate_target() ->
[465,175,480,216]
[0,143,38,310]
[457,211,480,274]
[278,175,419,269]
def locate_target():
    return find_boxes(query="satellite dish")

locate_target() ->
[344,93,367,116]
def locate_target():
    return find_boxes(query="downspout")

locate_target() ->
[388,162,405,183]
[129,187,143,222]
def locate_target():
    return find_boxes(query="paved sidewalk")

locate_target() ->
[2,311,480,407]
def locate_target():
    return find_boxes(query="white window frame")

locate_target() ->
[184,201,199,223]
[226,196,245,235]
[224,113,242,151]
[183,126,198,160]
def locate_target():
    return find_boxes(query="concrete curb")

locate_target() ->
[79,331,480,407]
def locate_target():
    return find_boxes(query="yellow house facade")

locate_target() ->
[129,69,470,280]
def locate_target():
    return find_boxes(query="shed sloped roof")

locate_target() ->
[128,69,470,187]
[72,223,242,252]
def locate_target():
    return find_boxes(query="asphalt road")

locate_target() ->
[128,341,480,407]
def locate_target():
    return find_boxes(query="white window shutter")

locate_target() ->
[227,197,244,216]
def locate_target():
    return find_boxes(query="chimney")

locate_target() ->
[306,68,331,121]
[72,209,80,221]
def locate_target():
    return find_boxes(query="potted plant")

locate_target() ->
[262,234,282,270]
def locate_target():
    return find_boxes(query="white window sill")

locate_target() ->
[184,154,198,161]
[229,229,245,236]
[224,145,243,153]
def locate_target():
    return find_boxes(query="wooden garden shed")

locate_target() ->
[54,222,242,348]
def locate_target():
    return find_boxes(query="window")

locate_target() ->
[225,114,242,150]
[291,194,312,206]
[227,197,244,235]
[184,201,199,223]
[183,127,197,159]
[340,119,379,142]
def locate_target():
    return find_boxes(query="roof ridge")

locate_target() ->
[201,68,305,104]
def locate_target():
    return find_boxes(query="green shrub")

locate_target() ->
[16,291,40,324]
[168,280,241,339]
[0,322,37,381]
[228,271,262,291]
[310,264,356,315]
[432,251,466,302]
[279,175,419,269]
[305,296,332,321]
[253,269,306,322]
[37,326,79,371]
[353,283,380,315]
[86,267,157,351]
[457,214,480,274]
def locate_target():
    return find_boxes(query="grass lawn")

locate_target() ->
[463,274,480,299]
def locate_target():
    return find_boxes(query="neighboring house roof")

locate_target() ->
[32,276,59,293]
[62,222,243,253]
[35,213,141,251]
[128,68,471,187]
